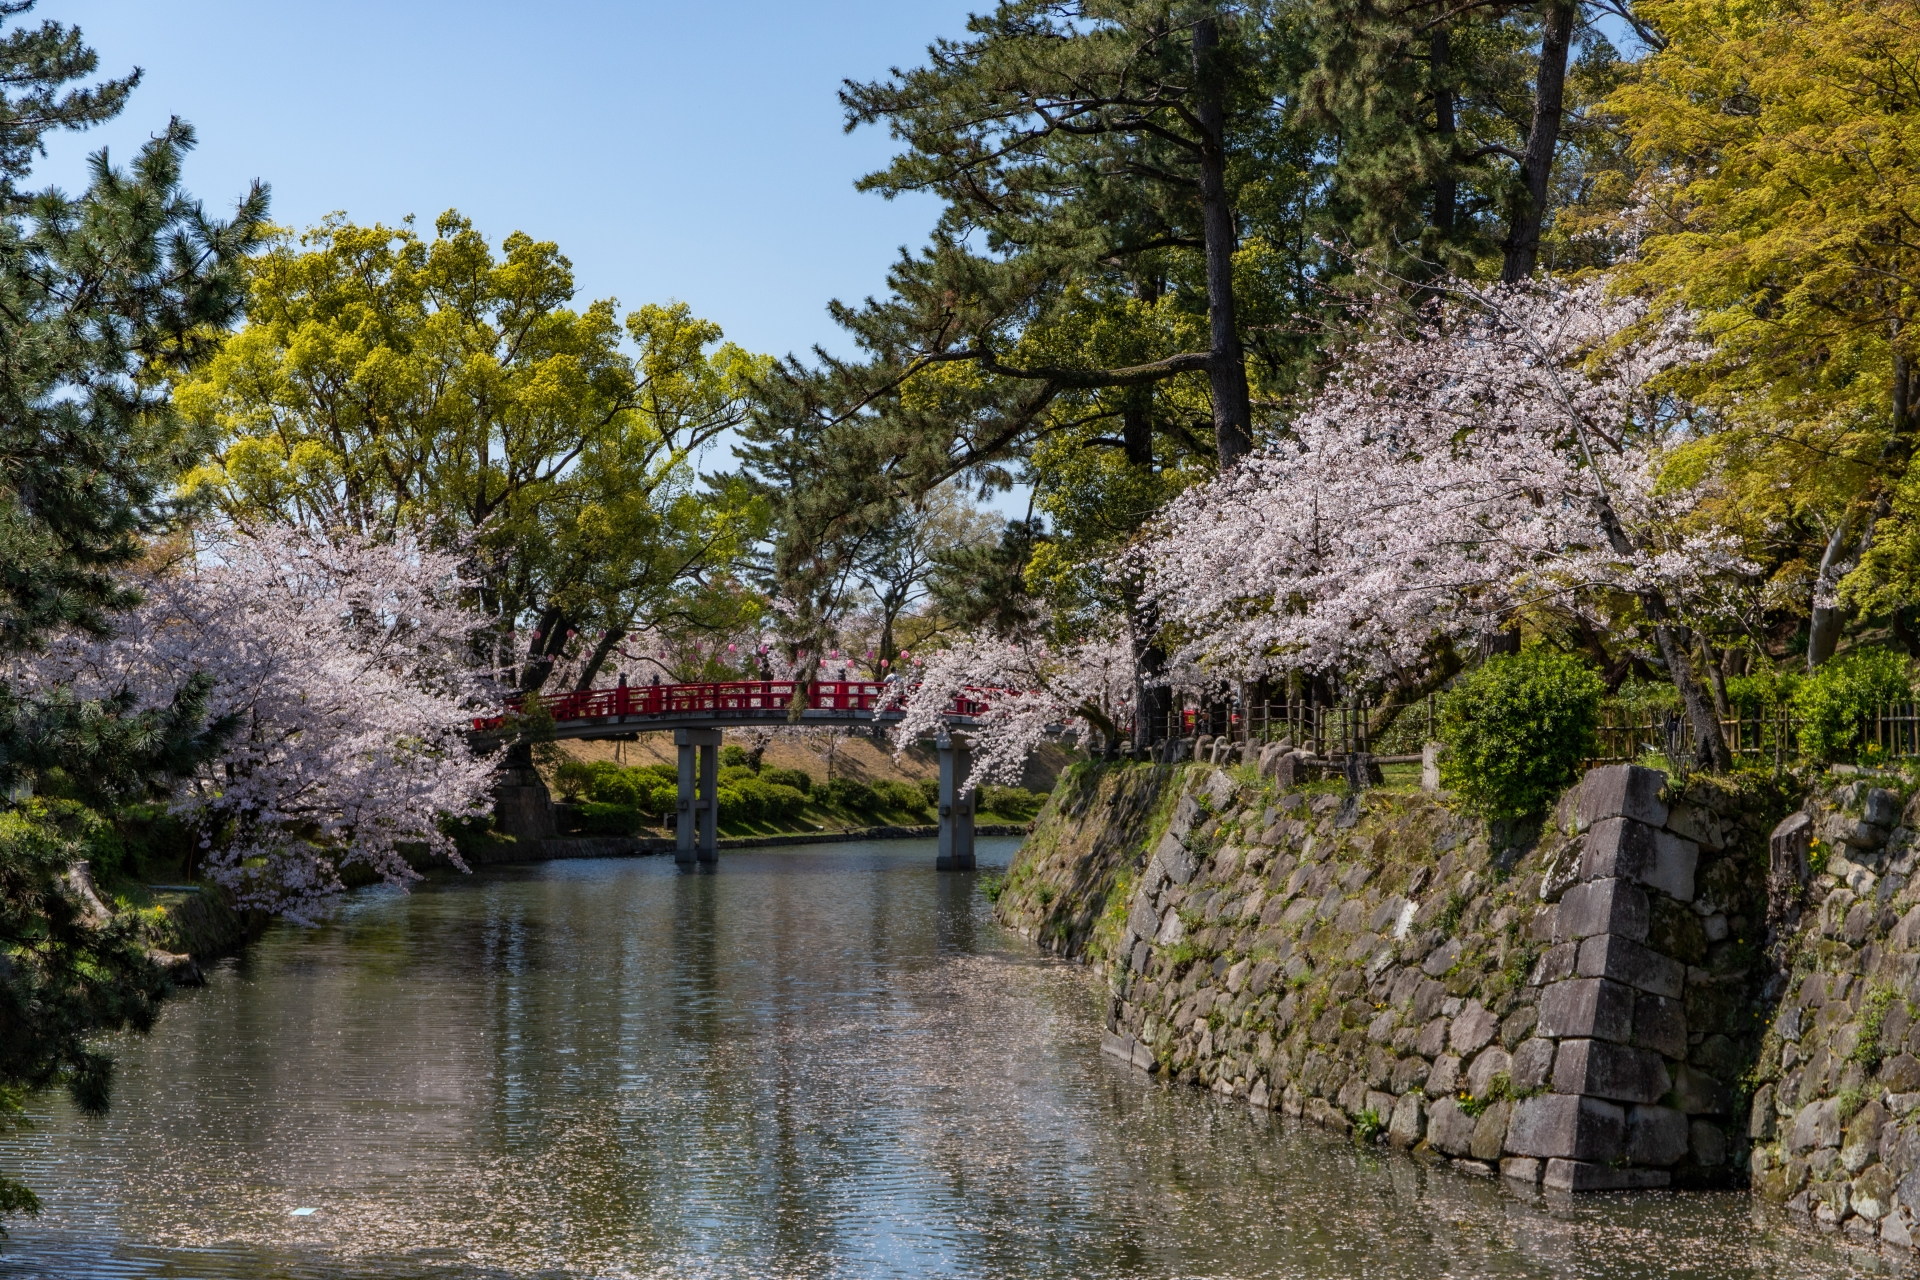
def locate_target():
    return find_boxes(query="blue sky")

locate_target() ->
[35,1,976,362]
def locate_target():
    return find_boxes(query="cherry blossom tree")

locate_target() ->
[884,625,1136,788]
[1136,277,1747,768]
[27,527,498,922]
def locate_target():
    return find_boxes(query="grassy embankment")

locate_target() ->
[548,747,1051,839]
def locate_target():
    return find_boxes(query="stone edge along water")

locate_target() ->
[994,756,1920,1250]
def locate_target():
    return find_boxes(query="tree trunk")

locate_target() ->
[1191,14,1254,467]
[1807,514,1857,670]
[1652,624,1729,772]
[577,627,627,691]
[1591,496,1732,771]
[1809,346,1917,668]
[1501,0,1576,283]
[1122,390,1154,469]
[1366,639,1462,741]
[520,606,568,692]
[1431,24,1455,235]
[1702,638,1732,722]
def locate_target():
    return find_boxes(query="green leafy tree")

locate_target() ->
[177,213,769,692]
[1304,0,1634,280]
[743,2,1331,725]
[0,2,267,1232]
[1611,0,1920,669]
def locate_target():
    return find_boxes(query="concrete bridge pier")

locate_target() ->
[936,730,975,871]
[675,727,721,864]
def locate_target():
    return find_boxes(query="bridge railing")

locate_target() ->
[472,679,937,732]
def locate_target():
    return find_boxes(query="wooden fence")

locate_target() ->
[1152,697,1920,770]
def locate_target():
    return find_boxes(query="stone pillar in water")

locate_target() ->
[937,730,975,871]
[675,728,722,864]
[493,741,556,841]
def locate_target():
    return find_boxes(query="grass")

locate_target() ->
[1377,762,1423,792]
[1851,985,1897,1071]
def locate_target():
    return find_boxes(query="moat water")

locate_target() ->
[0,837,1898,1278]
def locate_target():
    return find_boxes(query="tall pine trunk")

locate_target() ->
[1502,1,1576,283]
[1431,24,1455,235]
[1192,14,1254,467]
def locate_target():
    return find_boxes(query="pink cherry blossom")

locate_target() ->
[24,525,499,923]
[1135,277,1748,683]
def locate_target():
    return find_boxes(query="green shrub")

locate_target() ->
[718,764,757,787]
[870,779,930,815]
[1439,648,1605,821]
[647,783,678,816]
[716,785,758,824]
[588,770,646,808]
[824,777,878,812]
[633,762,677,786]
[917,777,940,808]
[552,759,593,800]
[1794,647,1912,763]
[716,778,808,825]
[576,802,644,835]
[761,783,807,821]
[763,766,812,796]
[979,785,1045,819]
[1725,668,1798,720]
[721,744,753,769]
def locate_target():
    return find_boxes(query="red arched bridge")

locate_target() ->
[475,680,992,871]
[471,679,989,739]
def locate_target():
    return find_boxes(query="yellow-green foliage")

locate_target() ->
[1611,0,1920,612]
[175,213,771,681]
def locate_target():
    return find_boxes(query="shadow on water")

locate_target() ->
[0,837,1902,1279]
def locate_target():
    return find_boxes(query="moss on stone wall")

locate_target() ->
[1747,773,1920,1243]
[997,758,1794,1193]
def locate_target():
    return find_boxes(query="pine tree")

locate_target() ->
[0,2,267,1231]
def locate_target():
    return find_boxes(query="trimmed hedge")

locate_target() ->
[1440,648,1604,821]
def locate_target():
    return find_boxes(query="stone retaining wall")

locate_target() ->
[1747,775,1920,1244]
[996,760,1787,1193]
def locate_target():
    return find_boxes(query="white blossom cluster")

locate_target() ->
[883,627,1135,789]
[29,526,498,922]
[1135,278,1749,682]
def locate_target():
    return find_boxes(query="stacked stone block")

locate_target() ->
[1503,764,1732,1190]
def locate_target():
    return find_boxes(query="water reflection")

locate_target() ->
[0,838,1897,1279]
